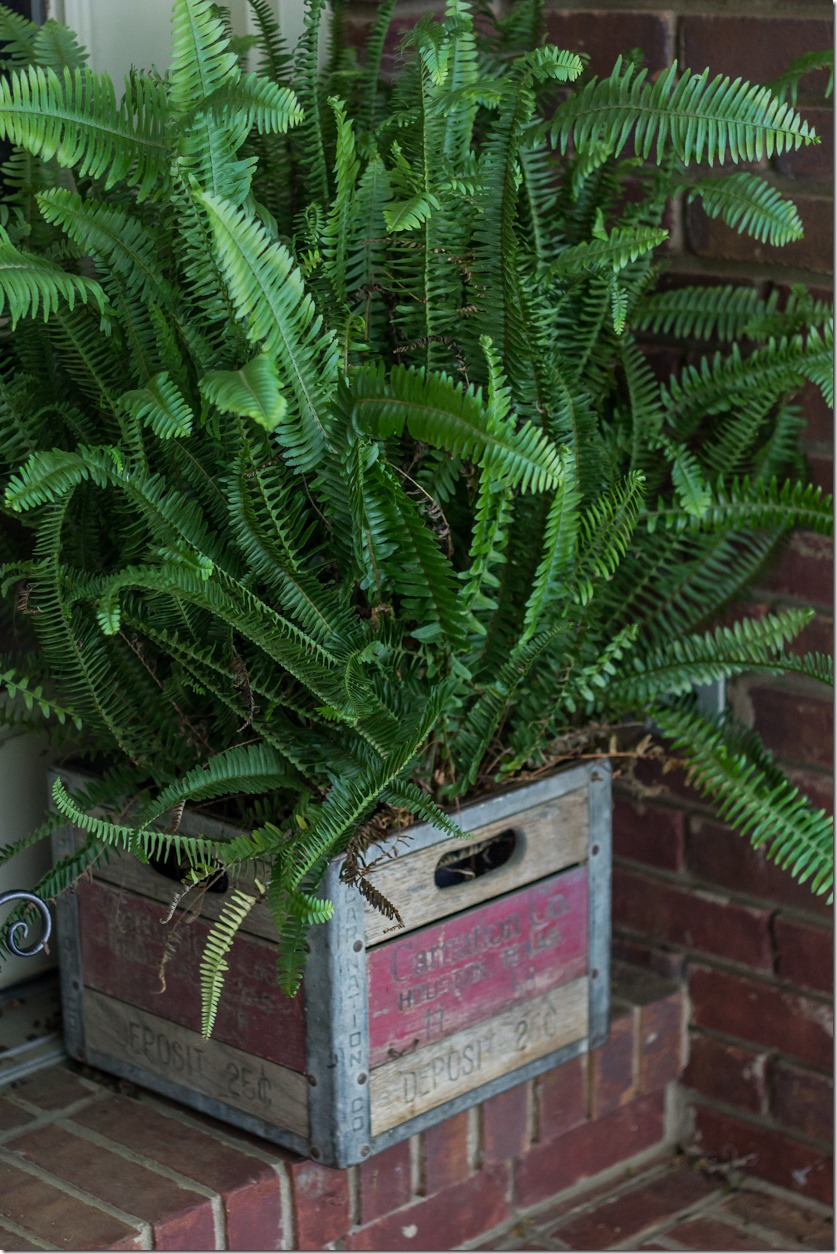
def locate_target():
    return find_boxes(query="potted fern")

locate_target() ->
[0,0,831,1163]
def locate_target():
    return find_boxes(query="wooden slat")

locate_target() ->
[366,866,588,1068]
[91,850,280,943]
[369,978,588,1135]
[78,879,307,1072]
[363,789,589,945]
[83,989,309,1138]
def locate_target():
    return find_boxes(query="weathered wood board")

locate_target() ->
[83,989,310,1139]
[79,879,307,1072]
[92,849,280,943]
[366,866,588,1068]
[369,977,588,1135]
[363,789,589,945]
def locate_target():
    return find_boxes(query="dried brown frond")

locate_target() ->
[353,874,404,926]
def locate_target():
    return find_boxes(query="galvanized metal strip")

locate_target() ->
[50,821,86,1062]
[586,762,612,1049]
[303,860,372,1167]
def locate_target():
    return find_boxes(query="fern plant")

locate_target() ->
[0,0,831,1032]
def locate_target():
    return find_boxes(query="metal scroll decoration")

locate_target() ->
[0,890,52,957]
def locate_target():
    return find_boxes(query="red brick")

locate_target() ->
[72,1096,285,1250]
[785,764,834,817]
[515,1094,666,1210]
[611,937,687,981]
[0,1225,44,1251]
[680,17,834,90]
[358,1139,411,1226]
[693,1106,833,1205]
[545,10,673,75]
[613,799,685,872]
[548,1165,716,1249]
[687,194,833,274]
[776,106,833,183]
[224,1173,283,1252]
[12,1066,96,1111]
[344,10,446,79]
[682,1033,768,1115]
[723,1187,835,1248]
[760,531,834,608]
[288,1158,350,1251]
[589,1009,636,1118]
[686,817,832,917]
[800,379,834,445]
[422,1110,470,1193]
[743,680,833,769]
[803,453,833,498]
[790,608,834,660]
[613,867,774,968]
[536,1053,587,1140]
[481,1081,530,1165]
[637,994,684,1093]
[773,914,834,993]
[689,965,832,1070]
[345,1162,509,1251]
[770,1058,833,1144]
[0,1098,36,1134]
[667,1216,783,1250]
[8,1124,215,1250]
[0,1159,143,1250]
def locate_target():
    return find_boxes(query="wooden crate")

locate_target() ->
[53,761,611,1167]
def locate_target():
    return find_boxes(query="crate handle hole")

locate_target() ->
[434,828,519,889]
[147,849,229,895]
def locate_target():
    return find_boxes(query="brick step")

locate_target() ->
[0,964,683,1251]
[477,1156,834,1252]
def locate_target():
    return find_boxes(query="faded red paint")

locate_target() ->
[367,867,588,1068]
[78,879,307,1072]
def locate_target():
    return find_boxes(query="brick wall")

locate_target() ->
[539,0,835,1208]
[345,0,834,1209]
[0,969,684,1250]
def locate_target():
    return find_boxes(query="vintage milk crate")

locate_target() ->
[53,760,611,1167]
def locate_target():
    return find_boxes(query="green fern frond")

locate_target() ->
[0,65,169,199]
[656,705,833,898]
[134,744,294,829]
[550,225,667,276]
[200,886,260,1037]
[0,228,108,329]
[609,609,817,707]
[51,776,216,868]
[349,363,564,493]
[574,471,645,604]
[550,57,818,166]
[247,0,293,84]
[199,355,287,432]
[520,468,580,643]
[121,372,194,440]
[169,0,239,116]
[382,779,469,842]
[30,19,88,72]
[204,73,303,139]
[36,188,177,309]
[686,172,804,247]
[634,284,766,341]
[646,476,833,537]
[0,666,82,727]
[769,49,833,105]
[0,6,38,70]
[198,191,340,470]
